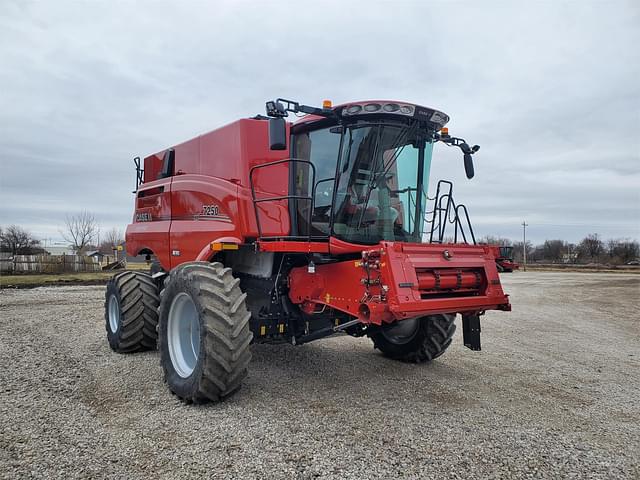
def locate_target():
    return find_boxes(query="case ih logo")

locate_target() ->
[136,212,152,222]
[414,107,449,126]
[414,107,432,119]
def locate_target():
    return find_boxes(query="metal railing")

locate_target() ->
[426,180,476,244]
[249,158,321,242]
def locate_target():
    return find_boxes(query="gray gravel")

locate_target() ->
[0,272,639,479]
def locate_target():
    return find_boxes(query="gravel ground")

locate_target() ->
[0,272,639,479]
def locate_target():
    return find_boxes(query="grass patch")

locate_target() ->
[125,262,151,271]
[525,264,640,274]
[1,263,152,288]
[1,271,117,288]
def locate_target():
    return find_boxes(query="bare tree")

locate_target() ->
[578,233,604,262]
[512,240,534,264]
[607,238,640,264]
[61,211,99,254]
[542,239,566,262]
[100,227,124,253]
[478,236,512,246]
[105,227,123,247]
[0,225,40,255]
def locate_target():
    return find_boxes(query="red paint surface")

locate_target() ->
[127,119,291,268]
[288,242,510,324]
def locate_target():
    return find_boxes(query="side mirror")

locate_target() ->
[158,148,175,179]
[269,117,287,150]
[459,142,476,179]
[463,153,474,179]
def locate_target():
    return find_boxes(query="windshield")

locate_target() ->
[292,121,433,244]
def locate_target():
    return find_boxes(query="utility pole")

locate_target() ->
[522,221,529,271]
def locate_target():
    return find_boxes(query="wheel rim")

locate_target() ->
[108,295,120,333]
[167,292,201,378]
[380,317,421,344]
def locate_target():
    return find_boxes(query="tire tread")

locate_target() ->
[105,271,160,353]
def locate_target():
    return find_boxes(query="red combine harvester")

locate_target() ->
[105,98,511,403]
[491,246,520,272]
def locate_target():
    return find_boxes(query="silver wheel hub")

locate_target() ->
[167,293,201,378]
[381,317,420,344]
[108,295,120,333]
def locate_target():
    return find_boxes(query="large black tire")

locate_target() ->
[105,271,160,353]
[370,314,456,363]
[158,262,252,403]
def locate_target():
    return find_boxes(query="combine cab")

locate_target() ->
[104,98,511,403]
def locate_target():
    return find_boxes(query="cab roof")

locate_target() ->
[292,100,450,130]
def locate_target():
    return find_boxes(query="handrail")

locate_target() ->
[454,204,476,244]
[249,158,317,242]
[426,180,476,244]
[133,156,144,193]
[428,180,453,243]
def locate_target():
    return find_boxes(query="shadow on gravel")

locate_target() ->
[242,340,473,409]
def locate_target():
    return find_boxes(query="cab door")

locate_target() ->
[290,127,341,238]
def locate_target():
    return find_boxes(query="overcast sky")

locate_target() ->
[1,0,638,245]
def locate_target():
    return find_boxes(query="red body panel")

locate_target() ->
[126,119,291,268]
[288,242,510,325]
[126,177,173,268]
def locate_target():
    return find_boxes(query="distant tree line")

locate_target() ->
[0,225,43,255]
[1,211,124,257]
[2,218,638,265]
[479,233,639,265]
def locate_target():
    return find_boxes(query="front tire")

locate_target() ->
[105,271,160,353]
[158,262,252,403]
[370,314,456,363]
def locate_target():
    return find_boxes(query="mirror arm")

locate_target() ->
[434,133,479,180]
[265,98,337,119]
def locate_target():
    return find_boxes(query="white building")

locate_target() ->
[44,246,75,256]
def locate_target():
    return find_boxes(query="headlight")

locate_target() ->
[340,102,443,124]
[400,105,414,115]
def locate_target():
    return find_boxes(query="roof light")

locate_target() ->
[340,102,444,122]
[322,99,332,109]
[430,111,448,125]
[399,105,414,115]
[441,127,449,136]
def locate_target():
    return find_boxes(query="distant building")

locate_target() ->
[44,246,75,256]
[86,250,106,261]
[561,252,579,263]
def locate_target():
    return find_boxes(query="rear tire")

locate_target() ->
[105,271,160,353]
[370,314,456,363]
[158,262,252,403]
